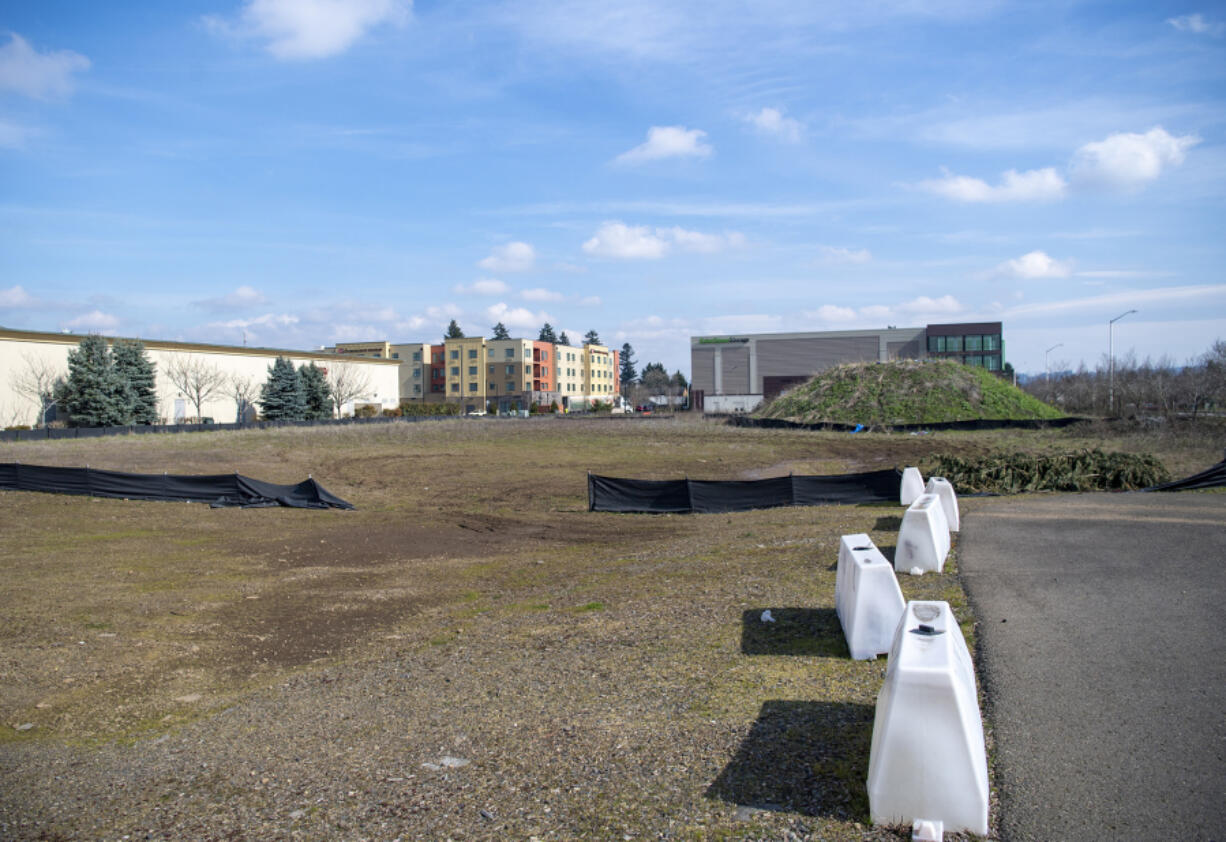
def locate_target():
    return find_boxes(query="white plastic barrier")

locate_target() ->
[867,601,989,836]
[900,467,924,506]
[834,534,906,660]
[924,476,959,532]
[895,494,950,575]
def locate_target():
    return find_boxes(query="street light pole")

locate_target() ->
[1108,310,1137,415]
[1045,343,1063,398]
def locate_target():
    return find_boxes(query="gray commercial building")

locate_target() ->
[690,322,1004,411]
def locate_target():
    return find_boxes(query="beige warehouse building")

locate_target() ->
[0,326,401,427]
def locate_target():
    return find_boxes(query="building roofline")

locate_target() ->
[0,325,399,365]
[691,326,925,345]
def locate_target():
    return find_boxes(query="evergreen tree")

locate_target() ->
[620,342,638,385]
[641,361,670,392]
[558,331,570,346]
[298,362,334,420]
[57,334,129,427]
[538,323,558,343]
[671,370,689,389]
[112,339,158,424]
[491,322,511,340]
[445,320,465,339]
[259,356,306,420]
[584,329,601,346]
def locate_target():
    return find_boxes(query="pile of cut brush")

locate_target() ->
[927,448,1170,494]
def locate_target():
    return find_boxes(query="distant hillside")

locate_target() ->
[756,359,1063,425]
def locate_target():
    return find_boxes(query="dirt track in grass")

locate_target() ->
[0,415,1220,840]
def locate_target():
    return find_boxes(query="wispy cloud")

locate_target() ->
[582,221,745,259]
[0,285,39,309]
[743,107,803,142]
[485,301,552,331]
[614,126,712,165]
[816,245,872,264]
[521,287,563,302]
[0,33,90,99]
[478,241,535,272]
[193,285,268,313]
[204,0,409,60]
[1167,13,1225,37]
[1005,284,1226,318]
[454,278,510,296]
[918,166,1067,202]
[62,310,120,332]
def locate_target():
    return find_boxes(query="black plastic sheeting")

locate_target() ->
[1144,453,1226,492]
[0,463,355,509]
[588,469,900,514]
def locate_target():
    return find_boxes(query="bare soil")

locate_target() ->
[0,415,1219,840]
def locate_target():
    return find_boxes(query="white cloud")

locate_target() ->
[583,222,669,259]
[744,107,803,142]
[1167,14,1225,36]
[582,221,745,259]
[478,241,535,272]
[0,33,90,99]
[898,295,962,315]
[521,287,563,302]
[1070,126,1200,190]
[816,245,872,264]
[0,285,38,308]
[919,166,1067,202]
[996,250,1073,280]
[62,310,120,331]
[193,285,269,312]
[205,0,409,60]
[485,301,551,331]
[614,125,712,165]
[806,304,858,323]
[579,296,602,306]
[211,312,300,330]
[454,278,510,296]
[1005,284,1226,318]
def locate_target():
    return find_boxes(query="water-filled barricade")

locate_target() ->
[866,600,989,836]
[895,494,950,574]
[900,467,924,506]
[834,534,906,660]
[923,476,959,532]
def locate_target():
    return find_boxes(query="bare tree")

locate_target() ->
[229,373,260,423]
[10,354,64,428]
[165,355,227,422]
[326,363,373,418]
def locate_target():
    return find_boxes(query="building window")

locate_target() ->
[928,336,945,353]
[506,364,514,375]
[468,349,477,359]
[965,355,984,368]
[542,366,548,376]
[542,350,548,361]
[450,350,459,360]
[413,384,421,394]
[432,368,442,378]
[392,352,399,359]
[468,366,477,376]
[489,382,497,391]
[946,335,963,352]
[965,335,983,351]
[451,366,459,376]
[468,382,478,392]
[450,383,459,393]
[505,348,514,358]
[506,381,514,391]
[985,355,1002,371]
[412,368,421,378]
[983,334,1001,351]
[413,351,421,361]
[487,348,494,358]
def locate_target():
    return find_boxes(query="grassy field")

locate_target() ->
[0,415,1220,840]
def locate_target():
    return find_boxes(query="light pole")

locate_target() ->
[1108,309,1137,415]
[1045,343,1063,399]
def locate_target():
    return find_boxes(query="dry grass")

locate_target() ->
[0,415,1220,839]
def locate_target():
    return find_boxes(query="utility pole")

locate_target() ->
[1045,342,1063,398]
[1108,310,1137,415]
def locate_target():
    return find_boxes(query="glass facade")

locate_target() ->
[927,330,1004,371]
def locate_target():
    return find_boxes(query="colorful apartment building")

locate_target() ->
[335,333,621,412]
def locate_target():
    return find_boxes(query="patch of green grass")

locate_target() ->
[573,601,605,612]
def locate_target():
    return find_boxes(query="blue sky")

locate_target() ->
[1,0,1223,376]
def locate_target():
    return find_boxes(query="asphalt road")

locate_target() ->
[958,492,1226,842]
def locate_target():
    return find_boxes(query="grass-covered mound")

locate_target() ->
[927,448,1170,493]
[757,359,1062,425]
